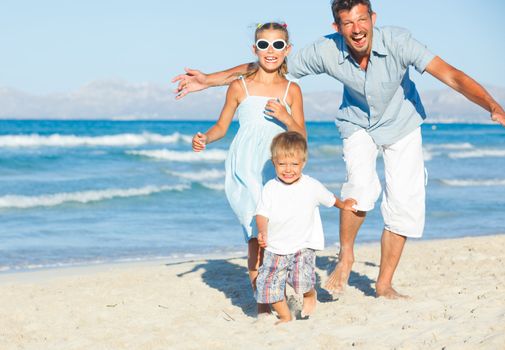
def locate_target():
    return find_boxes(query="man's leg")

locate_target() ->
[324,130,381,293]
[376,229,407,298]
[379,127,425,298]
[324,209,366,293]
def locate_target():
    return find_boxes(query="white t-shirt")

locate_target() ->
[255,174,336,255]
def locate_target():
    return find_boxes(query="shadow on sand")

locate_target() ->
[173,253,377,316]
[175,258,257,317]
[316,255,377,299]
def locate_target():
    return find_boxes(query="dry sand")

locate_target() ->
[1,234,504,350]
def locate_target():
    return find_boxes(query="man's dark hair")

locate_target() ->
[331,0,373,25]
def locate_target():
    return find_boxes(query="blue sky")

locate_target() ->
[1,0,504,95]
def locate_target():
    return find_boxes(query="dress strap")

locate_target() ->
[282,80,292,103]
[239,76,250,97]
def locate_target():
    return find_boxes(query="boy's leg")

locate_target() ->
[256,251,289,320]
[247,238,270,313]
[325,130,381,293]
[378,127,425,298]
[289,249,317,317]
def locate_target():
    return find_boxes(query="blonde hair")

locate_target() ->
[244,22,290,79]
[271,131,308,162]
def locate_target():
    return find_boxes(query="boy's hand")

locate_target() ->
[257,232,268,248]
[192,132,207,152]
[172,68,208,100]
[342,198,358,212]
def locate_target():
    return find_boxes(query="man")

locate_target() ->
[172,0,505,299]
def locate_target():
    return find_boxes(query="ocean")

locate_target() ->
[0,120,504,272]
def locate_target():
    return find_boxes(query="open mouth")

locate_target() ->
[351,33,366,47]
[265,56,279,63]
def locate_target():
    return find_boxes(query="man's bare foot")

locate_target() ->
[301,290,317,318]
[324,260,352,294]
[375,285,409,299]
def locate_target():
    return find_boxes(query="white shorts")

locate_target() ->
[340,128,425,238]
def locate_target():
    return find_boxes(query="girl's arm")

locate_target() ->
[285,82,307,138]
[192,81,241,152]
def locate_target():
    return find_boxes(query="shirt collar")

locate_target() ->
[338,26,387,64]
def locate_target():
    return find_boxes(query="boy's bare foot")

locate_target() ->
[257,303,271,315]
[324,259,352,294]
[375,285,409,299]
[274,317,291,325]
[301,290,317,318]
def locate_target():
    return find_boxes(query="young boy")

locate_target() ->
[255,131,357,323]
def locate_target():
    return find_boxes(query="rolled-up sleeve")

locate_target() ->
[287,38,327,79]
[397,31,436,74]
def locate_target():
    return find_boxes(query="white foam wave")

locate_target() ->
[167,169,225,181]
[0,185,189,209]
[448,149,505,159]
[128,149,227,162]
[201,182,226,191]
[0,132,192,148]
[425,142,474,150]
[440,179,505,187]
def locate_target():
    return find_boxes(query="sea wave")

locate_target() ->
[448,149,505,159]
[128,149,227,162]
[440,179,505,187]
[0,132,192,148]
[425,142,474,150]
[0,184,189,209]
[167,169,225,181]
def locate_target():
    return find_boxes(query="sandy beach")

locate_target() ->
[1,234,504,350]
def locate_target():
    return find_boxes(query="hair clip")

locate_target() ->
[257,23,263,29]
[282,23,288,28]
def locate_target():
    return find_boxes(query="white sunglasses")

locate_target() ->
[255,39,287,51]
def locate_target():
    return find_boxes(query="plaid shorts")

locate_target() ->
[255,248,316,304]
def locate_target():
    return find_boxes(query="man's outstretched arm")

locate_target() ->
[171,63,254,99]
[425,56,505,126]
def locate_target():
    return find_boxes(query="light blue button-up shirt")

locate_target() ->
[288,26,436,145]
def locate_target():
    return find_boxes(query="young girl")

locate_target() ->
[191,22,306,314]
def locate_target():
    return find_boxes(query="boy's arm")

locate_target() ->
[333,196,357,212]
[172,63,255,100]
[256,215,269,248]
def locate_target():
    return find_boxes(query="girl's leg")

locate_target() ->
[248,239,270,314]
[271,299,292,324]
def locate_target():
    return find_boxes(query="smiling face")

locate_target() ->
[253,28,291,73]
[333,3,376,61]
[272,152,305,185]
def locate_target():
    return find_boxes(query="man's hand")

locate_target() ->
[258,232,268,248]
[491,109,505,127]
[172,68,208,99]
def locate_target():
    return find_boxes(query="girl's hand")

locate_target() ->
[265,98,290,124]
[192,132,208,152]
[342,198,358,212]
[258,232,268,248]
